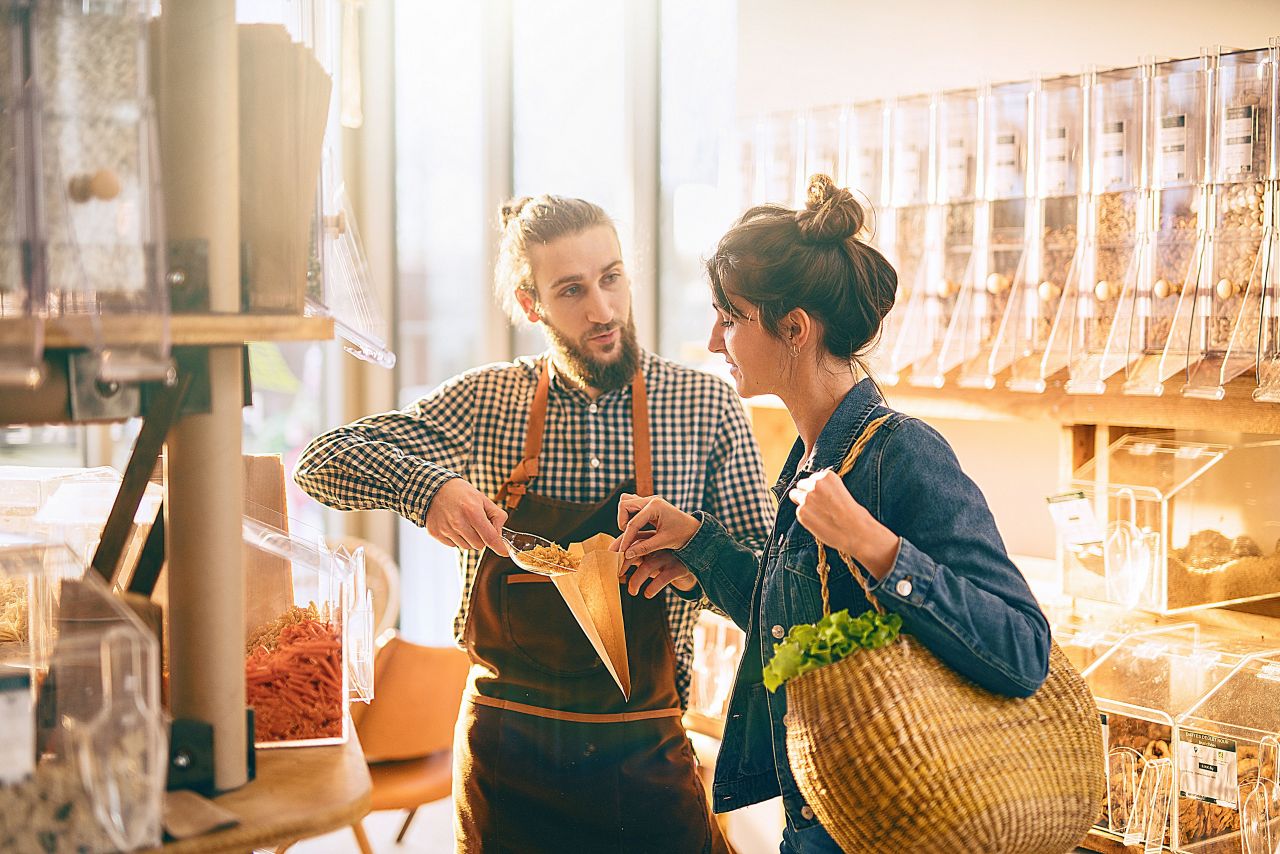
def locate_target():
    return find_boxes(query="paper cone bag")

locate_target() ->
[551,534,630,699]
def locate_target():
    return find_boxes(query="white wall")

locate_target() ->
[738,0,1280,114]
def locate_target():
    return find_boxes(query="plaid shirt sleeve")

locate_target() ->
[293,371,478,527]
[663,380,775,705]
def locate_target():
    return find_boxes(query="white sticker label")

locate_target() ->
[1100,120,1127,189]
[1046,490,1104,548]
[1221,105,1255,176]
[1178,730,1239,809]
[857,146,881,197]
[993,132,1020,196]
[945,136,972,196]
[1160,114,1188,182]
[0,673,34,785]
[894,145,923,202]
[1042,126,1070,196]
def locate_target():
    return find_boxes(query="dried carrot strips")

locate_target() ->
[245,615,343,742]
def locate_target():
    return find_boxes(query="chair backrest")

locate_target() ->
[352,634,471,763]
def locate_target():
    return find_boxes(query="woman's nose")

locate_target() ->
[707,320,724,353]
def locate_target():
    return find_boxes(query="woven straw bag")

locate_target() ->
[782,416,1106,854]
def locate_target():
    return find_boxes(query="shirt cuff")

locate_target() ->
[867,537,937,609]
[399,465,459,528]
[673,511,732,576]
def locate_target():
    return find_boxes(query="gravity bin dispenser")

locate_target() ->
[908,88,981,388]
[1003,74,1088,393]
[1058,64,1151,394]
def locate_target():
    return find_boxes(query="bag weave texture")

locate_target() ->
[781,415,1105,852]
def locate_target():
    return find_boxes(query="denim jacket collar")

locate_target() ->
[770,377,884,499]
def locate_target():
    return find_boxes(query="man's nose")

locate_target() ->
[584,285,613,324]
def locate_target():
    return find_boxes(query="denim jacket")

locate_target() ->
[674,378,1051,827]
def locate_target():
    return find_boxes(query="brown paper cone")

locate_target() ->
[550,534,630,699]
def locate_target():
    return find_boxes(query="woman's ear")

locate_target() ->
[787,308,815,350]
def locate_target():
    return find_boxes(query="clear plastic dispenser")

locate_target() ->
[1068,433,1280,614]
[843,100,888,251]
[1083,627,1273,849]
[802,106,844,185]
[1058,65,1151,394]
[28,0,171,384]
[0,538,165,853]
[1124,55,1212,396]
[730,115,761,211]
[1004,74,1087,393]
[1176,650,1280,852]
[242,502,373,748]
[1176,46,1276,399]
[0,8,44,388]
[909,88,980,388]
[759,111,803,206]
[306,153,395,367]
[686,612,745,732]
[873,94,934,385]
[954,80,1033,388]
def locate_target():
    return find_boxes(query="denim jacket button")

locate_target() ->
[771,624,785,639]
[895,578,913,597]
[801,805,815,820]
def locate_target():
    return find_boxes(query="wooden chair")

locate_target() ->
[347,633,471,852]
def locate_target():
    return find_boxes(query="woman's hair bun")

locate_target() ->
[500,196,535,229]
[795,173,864,245]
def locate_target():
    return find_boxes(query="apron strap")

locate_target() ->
[499,358,653,508]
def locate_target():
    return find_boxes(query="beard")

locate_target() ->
[541,314,641,392]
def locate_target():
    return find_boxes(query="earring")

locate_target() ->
[789,343,800,358]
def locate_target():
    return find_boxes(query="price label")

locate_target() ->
[1100,120,1127,189]
[1178,730,1239,809]
[1160,113,1188,183]
[893,145,923,203]
[1221,105,1255,176]
[992,132,1020,196]
[1041,126,1071,196]
[945,136,972,197]
[1046,490,1104,548]
[0,673,34,785]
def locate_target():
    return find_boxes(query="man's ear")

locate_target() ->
[515,287,541,323]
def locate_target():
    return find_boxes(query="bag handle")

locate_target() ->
[815,414,893,617]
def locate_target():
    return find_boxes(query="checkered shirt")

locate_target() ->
[294,349,774,706]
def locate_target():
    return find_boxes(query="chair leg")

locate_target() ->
[351,820,375,854]
[394,807,419,844]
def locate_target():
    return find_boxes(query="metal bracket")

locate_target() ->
[166,239,210,312]
[67,351,141,421]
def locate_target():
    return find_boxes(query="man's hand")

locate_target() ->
[426,478,509,555]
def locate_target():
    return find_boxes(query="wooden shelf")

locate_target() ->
[1,313,334,350]
[140,738,371,853]
[1078,826,1148,853]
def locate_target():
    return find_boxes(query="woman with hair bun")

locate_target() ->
[613,174,1051,853]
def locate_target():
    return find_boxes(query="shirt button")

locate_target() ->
[800,805,815,820]
[771,625,785,639]
[895,578,913,597]
[588,403,599,414]
[589,457,601,469]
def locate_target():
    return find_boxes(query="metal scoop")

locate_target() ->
[500,527,579,576]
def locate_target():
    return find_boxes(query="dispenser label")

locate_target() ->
[993,132,1021,197]
[1221,105,1255,176]
[1042,126,1071,196]
[1178,729,1239,809]
[1160,114,1188,183]
[0,673,34,785]
[1100,120,1128,189]
[1046,490,1104,548]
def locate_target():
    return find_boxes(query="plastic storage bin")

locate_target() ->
[1175,649,1280,853]
[0,537,165,853]
[1068,434,1280,614]
[242,503,373,747]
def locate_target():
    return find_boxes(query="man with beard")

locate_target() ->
[293,195,772,853]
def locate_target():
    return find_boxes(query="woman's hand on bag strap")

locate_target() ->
[790,469,899,581]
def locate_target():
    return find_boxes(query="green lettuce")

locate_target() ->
[762,609,902,693]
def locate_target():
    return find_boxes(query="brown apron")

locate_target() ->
[454,360,725,854]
